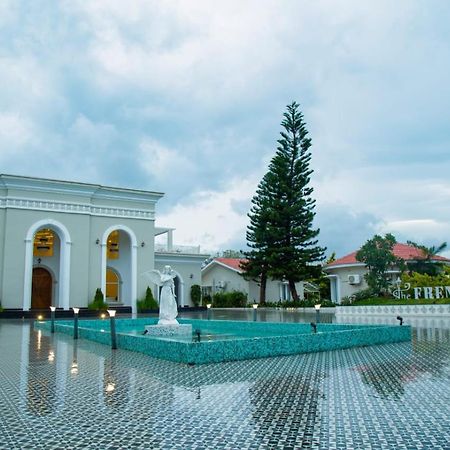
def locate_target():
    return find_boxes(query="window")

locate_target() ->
[33,229,54,257]
[107,231,119,260]
[106,269,120,301]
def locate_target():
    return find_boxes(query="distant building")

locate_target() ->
[324,243,450,303]
[201,258,318,303]
[0,174,208,312]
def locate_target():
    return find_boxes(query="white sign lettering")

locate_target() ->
[394,284,450,300]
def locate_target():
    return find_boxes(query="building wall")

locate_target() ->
[202,265,249,296]
[0,174,162,311]
[202,264,305,304]
[325,265,368,302]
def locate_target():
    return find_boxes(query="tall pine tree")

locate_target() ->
[243,102,325,303]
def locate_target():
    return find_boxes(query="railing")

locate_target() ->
[155,244,201,254]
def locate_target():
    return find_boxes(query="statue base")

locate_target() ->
[144,324,192,337]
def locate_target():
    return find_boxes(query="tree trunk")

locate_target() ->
[288,279,299,303]
[259,272,267,305]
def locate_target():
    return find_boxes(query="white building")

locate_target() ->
[324,242,450,303]
[201,258,310,303]
[0,174,208,312]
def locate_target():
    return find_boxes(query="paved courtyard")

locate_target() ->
[0,312,449,449]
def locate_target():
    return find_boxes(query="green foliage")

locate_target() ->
[190,284,202,307]
[406,240,448,276]
[306,265,331,301]
[401,267,450,290]
[137,286,158,312]
[88,288,108,310]
[202,294,212,305]
[212,291,248,308]
[356,233,404,295]
[243,102,326,303]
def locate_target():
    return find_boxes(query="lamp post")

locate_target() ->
[72,307,79,339]
[206,303,211,320]
[252,303,258,322]
[107,309,117,349]
[50,306,56,333]
[314,304,321,324]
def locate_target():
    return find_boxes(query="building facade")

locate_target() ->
[324,243,450,303]
[0,174,207,312]
[201,258,307,303]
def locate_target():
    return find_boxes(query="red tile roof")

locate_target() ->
[214,258,246,272]
[327,243,450,267]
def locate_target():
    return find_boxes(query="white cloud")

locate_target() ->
[138,138,195,181]
[157,176,259,253]
[0,112,34,150]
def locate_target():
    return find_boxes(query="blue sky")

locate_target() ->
[1,0,450,257]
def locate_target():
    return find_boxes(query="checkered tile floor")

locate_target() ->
[0,316,449,449]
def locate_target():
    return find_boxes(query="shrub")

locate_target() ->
[88,288,108,311]
[137,287,158,312]
[190,284,201,307]
[212,291,247,308]
[202,294,212,306]
[352,288,379,301]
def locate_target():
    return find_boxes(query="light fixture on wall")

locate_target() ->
[141,242,145,247]
[37,258,42,264]
[189,274,194,279]
[95,239,100,245]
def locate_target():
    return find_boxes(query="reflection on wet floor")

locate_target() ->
[0,312,449,449]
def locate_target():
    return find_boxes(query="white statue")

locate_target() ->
[143,265,178,325]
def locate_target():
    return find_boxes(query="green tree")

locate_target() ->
[406,240,448,276]
[355,233,403,295]
[190,284,201,307]
[243,102,326,303]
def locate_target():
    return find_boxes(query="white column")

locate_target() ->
[131,244,137,314]
[23,239,33,310]
[60,241,71,309]
[101,244,107,300]
[167,230,173,251]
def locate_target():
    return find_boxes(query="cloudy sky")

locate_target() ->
[1,0,450,258]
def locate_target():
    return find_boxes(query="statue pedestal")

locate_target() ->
[144,324,192,337]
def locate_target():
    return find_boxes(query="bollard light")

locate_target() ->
[50,306,56,333]
[206,303,212,320]
[252,303,258,322]
[310,322,317,334]
[72,307,80,339]
[314,304,321,324]
[107,309,117,349]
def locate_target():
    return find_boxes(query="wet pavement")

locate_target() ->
[0,310,449,449]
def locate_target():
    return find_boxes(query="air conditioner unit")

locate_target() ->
[348,274,361,285]
[216,280,226,288]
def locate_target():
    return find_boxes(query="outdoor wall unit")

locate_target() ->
[348,274,361,285]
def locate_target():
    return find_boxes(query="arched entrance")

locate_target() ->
[31,268,52,309]
[24,219,72,311]
[101,225,137,311]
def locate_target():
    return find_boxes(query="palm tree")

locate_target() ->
[406,241,448,275]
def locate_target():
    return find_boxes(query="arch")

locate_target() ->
[100,224,137,313]
[24,219,72,311]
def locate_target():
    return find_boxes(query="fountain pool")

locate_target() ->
[35,317,411,364]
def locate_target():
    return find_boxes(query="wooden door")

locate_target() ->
[31,268,52,309]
